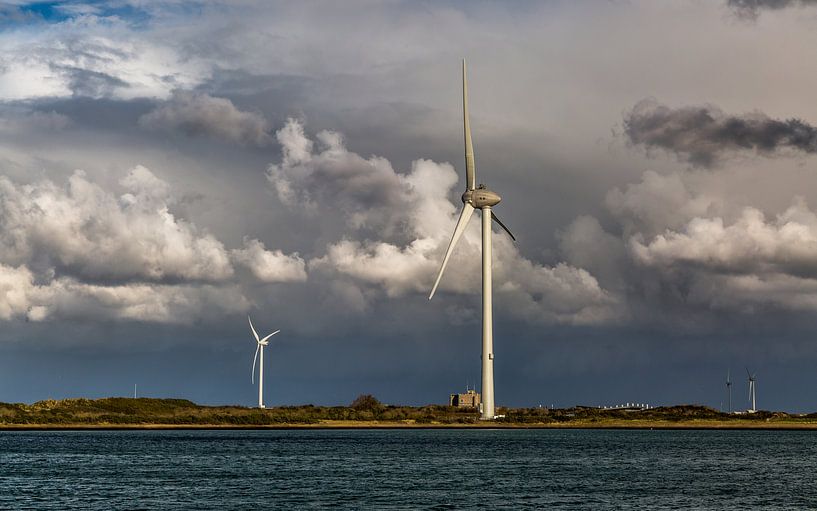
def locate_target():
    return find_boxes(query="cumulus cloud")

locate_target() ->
[267,119,415,233]
[572,169,817,316]
[0,166,233,284]
[605,170,720,238]
[231,238,307,283]
[0,263,35,321]
[632,197,817,279]
[309,231,616,325]
[496,256,617,325]
[0,165,313,324]
[624,99,817,167]
[537,167,817,319]
[138,91,272,146]
[692,273,817,313]
[310,238,438,298]
[0,262,249,324]
[270,119,617,324]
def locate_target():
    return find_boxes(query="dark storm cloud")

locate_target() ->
[57,66,130,98]
[0,106,70,132]
[624,99,817,167]
[728,0,817,18]
[138,91,273,146]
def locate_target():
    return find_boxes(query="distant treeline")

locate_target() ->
[1,395,815,427]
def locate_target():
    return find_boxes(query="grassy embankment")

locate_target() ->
[2,396,817,429]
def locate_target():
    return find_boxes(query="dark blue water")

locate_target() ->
[1,429,815,509]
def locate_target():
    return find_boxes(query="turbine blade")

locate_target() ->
[491,211,516,241]
[463,60,476,191]
[429,203,475,300]
[260,330,281,344]
[248,315,260,342]
[251,344,260,384]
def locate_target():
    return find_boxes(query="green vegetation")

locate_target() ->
[0,396,481,427]
[498,405,801,424]
[1,396,816,428]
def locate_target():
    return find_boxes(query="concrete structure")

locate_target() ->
[450,388,481,408]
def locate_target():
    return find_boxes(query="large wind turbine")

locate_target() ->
[248,315,280,409]
[429,60,516,420]
[746,368,757,413]
[726,369,732,413]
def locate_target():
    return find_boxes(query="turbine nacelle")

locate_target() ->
[463,185,501,208]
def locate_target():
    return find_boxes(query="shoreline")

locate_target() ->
[4,420,817,431]
[5,398,816,431]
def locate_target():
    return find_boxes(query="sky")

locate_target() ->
[2,0,817,411]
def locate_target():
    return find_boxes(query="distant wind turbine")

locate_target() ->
[726,369,732,413]
[746,367,757,413]
[429,60,516,421]
[248,315,280,409]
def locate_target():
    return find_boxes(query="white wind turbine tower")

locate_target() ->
[746,368,757,413]
[248,315,280,409]
[429,60,516,421]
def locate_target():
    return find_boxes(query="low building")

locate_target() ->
[450,388,480,408]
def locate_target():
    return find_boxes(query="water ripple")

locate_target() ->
[1,429,815,509]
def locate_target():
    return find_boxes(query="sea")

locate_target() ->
[1,428,814,509]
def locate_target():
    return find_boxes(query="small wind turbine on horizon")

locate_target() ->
[725,369,732,413]
[248,315,280,409]
[429,60,516,421]
[746,367,757,413]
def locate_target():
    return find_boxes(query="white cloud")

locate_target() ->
[0,166,234,283]
[0,262,249,324]
[0,15,210,100]
[632,197,817,276]
[231,238,307,283]
[0,163,314,324]
[0,263,35,320]
[310,238,438,298]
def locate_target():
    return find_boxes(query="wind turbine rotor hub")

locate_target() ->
[462,188,501,208]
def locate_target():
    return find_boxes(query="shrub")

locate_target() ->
[350,394,382,412]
